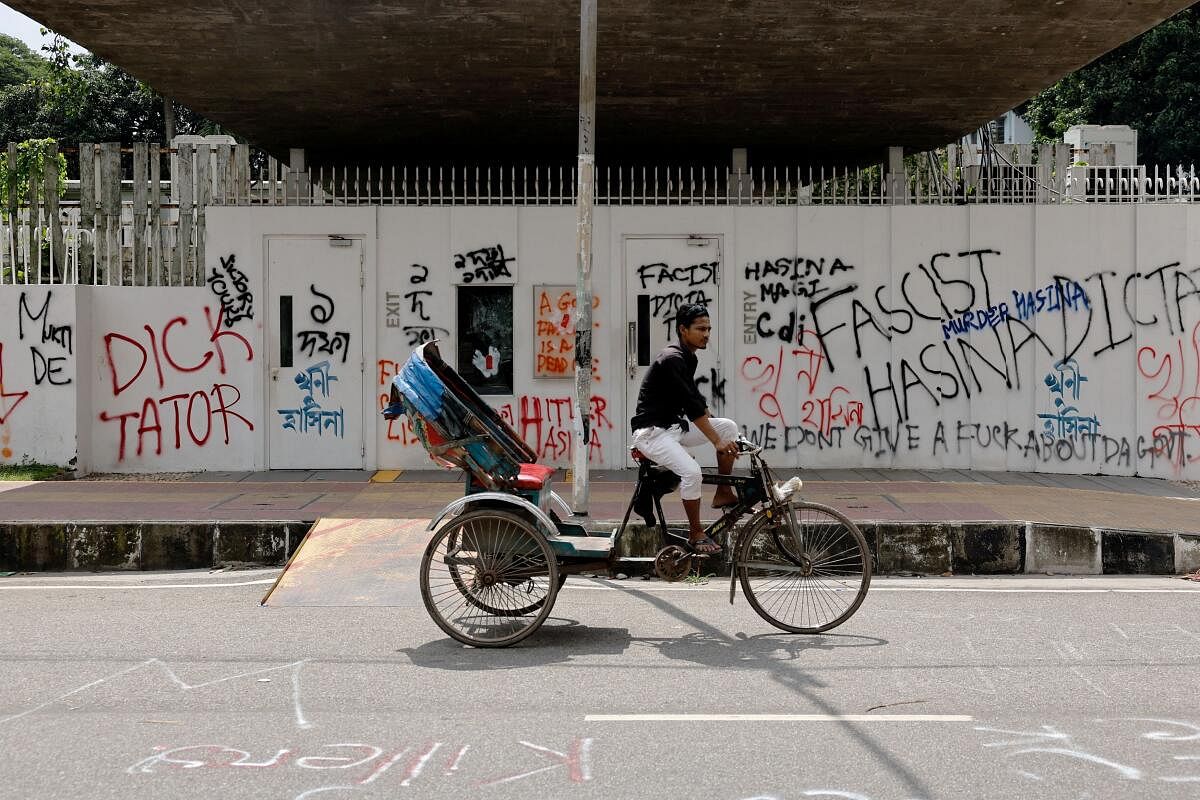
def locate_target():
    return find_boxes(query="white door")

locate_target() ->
[266,237,364,469]
[624,235,723,466]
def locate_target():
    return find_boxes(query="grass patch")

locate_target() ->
[0,462,71,481]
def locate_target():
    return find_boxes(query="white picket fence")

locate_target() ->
[5,139,1200,287]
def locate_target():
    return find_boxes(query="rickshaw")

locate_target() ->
[384,342,871,648]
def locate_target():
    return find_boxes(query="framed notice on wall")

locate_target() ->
[457,285,514,395]
[533,285,576,379]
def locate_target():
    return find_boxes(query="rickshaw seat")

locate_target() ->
[515,463,555,490]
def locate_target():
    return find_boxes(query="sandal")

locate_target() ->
[687,535,722,555]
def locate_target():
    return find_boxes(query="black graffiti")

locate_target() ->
[19,290,73,386]
[454,244,514,283]
[743,256,854,283]
[404,290,433,322]
[695,367,726,406]
[207,255,254,327]
[296,330,351,363]
[637,261,717,289]
[18,291,73,354]
[410,263,429,284]
[745,417,1194,470]
[403,326,451,348]
[309,285,335,324]
[31,347,70,386]
[651,290,713,332]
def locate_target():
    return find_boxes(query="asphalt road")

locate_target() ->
[2,566,1200,800]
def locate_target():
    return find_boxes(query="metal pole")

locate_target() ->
[572,0,597,515]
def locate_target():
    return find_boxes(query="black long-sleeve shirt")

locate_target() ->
[630,343,708,433]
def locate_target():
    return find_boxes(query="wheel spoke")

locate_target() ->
[739,502,870,633]
[421,510,559,647]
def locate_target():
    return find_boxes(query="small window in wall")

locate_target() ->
[457,285,514,395]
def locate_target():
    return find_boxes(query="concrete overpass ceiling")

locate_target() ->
[8,0,1192,165]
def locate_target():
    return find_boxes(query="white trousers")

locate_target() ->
[631,418,738,501]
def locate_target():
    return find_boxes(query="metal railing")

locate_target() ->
[6,139,1200,288]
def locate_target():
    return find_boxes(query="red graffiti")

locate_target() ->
[793,330,826,394]
[497,394,613,464]
[743,340,864,435]
[98,309,255,462]
[103,307,253,397]
[0,343,30,425]
[534,289,601,380]
[99,384,252,461]
[741,348,786,423]
[1137,321,1200,465]
[801,386,865,437]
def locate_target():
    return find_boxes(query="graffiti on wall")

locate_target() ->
[377,359,613,464]
[734,246,1200,472]
[296,284,350,363]
[454,243,515,284]
[1138,320,1200,458]
[97,306,254,461]
[533,286,601,381]
[386,264,450,348]
[277,285,347,439]
[207,254,254,327]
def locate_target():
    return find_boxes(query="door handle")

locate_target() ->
[627,322,637,380]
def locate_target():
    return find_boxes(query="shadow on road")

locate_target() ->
[606,580,931,798]
[397,618,633,670]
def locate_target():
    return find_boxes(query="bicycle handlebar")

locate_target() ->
[736,436,763,456]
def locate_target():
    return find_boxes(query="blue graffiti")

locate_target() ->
[1011,279,1091,322]
[941,302,1010,340]
[277,360,345,437]
[1036,358,1100,438]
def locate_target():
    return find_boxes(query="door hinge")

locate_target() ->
[361,443,366,458]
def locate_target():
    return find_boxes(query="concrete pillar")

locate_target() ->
[886,146,908,204]
[732,147,749,203]
[286,147,312,204]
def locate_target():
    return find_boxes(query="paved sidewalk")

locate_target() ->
[1,467,1198,529]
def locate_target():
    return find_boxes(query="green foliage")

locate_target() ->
[0,33,45,89]
[0,138,68,206]
[0,29,225,172]
[1022,6,1200,164]
[0,460,70,481]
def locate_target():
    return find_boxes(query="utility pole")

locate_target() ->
[163,98,176,147]
[572,0,597,516]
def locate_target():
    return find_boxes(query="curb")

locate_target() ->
[1,519,1197,575]
[0,522,304,571]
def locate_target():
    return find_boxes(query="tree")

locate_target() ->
[1022,6,1200,164]
[0,33,45,90]
[0,31,229,173]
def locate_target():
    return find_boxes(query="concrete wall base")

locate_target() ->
[0,522,303,571]
[0,518,1194,576]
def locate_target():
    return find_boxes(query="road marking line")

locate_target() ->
[560,584,1200,594]
[584,714,973,722]
[0,579,276,590]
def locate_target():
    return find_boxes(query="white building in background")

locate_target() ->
[963,110,1037,148]
[1064,124,1139,165]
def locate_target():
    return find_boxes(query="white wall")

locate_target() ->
[85,287,260,472]
[3,203,1199,479]
[0,286,78,467]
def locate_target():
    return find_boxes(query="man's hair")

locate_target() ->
[675,303,710,336]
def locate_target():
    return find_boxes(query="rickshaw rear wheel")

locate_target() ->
[420,508,559,647]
